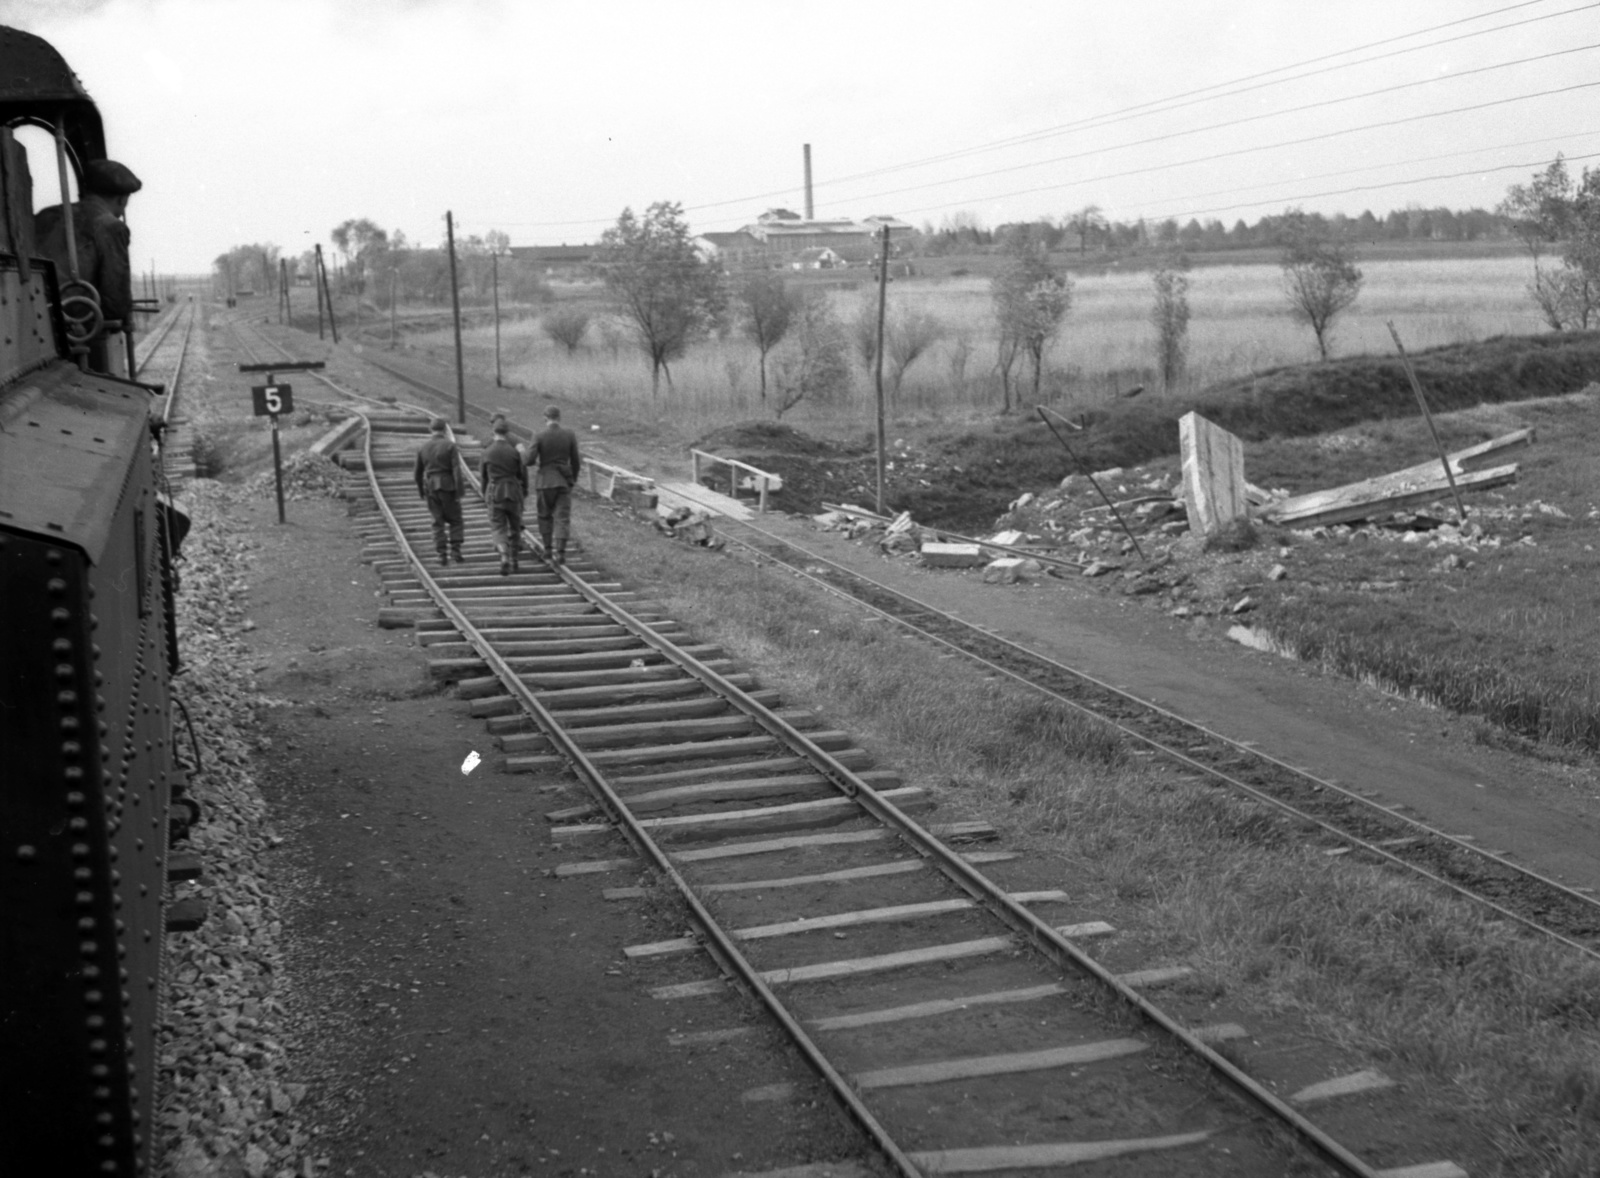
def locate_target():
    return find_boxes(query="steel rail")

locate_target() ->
[134,300,183,377]
[412,470,1379,1176]
[359,416,923,1177]
[720,520,1600,963]
[158,304,197,429]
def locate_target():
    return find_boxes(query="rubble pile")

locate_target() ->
[655,504,726,550]
[157,482,318,1178]
[244,451,347,502]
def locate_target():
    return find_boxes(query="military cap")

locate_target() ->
[429,417,446,432]
[82,159,142,196]
[544,405,561,421]
[492,421,509,436]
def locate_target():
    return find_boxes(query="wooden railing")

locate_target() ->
[690,448,780,513]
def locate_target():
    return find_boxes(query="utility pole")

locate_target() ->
[279,258,289,325]
[873,223,889,515]
[389,269,398,349]
[446,210,466,424]
[314,248,325,339]
[492,250,502,388]
[315,244,339,343]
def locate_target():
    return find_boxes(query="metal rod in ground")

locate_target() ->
[1036,405,1144,561]
[270,412,286,524]
[1386,320,1467,525]
[873,223,889,515]
[446,210,466,424]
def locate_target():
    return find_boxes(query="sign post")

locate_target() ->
[240,360,325,524]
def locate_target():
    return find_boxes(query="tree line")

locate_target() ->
[919,201,1511,258]
[212,218,551,309]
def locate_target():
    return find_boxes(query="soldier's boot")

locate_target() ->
[509,539,520,574]
[554,539,567,567]
[540,528,554,565]
[437,548,450,567]
[450,541,464,565]
[497,543,510,577]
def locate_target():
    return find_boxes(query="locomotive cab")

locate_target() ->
[0,24,184,1178]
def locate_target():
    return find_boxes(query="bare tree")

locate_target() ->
[991,246,1072,411]
[851,295,880,369]
[1150,248,1191,392]
[1065,204,1107,256]
[772,290,852,419]
[736,270,800,402]
[594,202,725,395]
[542,306,591,353]
[1278,209,1362,360]
[330,218,388,294]
[886,311,943,401]
[1500,156,1600,330]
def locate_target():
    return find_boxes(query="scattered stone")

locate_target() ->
[1230,595,1257,614]
[1082,560,1121,577]
[1268,564,1288,581]
[921,542,987,569]
[982,557,1041,584]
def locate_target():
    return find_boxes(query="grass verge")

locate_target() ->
[579,497,1600,1177]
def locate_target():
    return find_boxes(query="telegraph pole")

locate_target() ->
[446,211,466,424]
[492,251,502,388]
[873,223,890,515]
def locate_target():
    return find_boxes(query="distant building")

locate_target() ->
[508,244,594,273]
[791,247,845,270]
[695,208,912,270]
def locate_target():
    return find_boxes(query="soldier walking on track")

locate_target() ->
[413,417,464,566]
[528,405,581,566]
[480,417,528,575]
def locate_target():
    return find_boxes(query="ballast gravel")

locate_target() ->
[156,480,321,1178]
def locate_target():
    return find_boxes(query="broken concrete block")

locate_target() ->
[1180,412,1248,538]
[987,529,1025,546]
[1082,560,1122,577]
[982,557,1041,584]
[920,542,987,568]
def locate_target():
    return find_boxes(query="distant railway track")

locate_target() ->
[136,299,199,486]
[247,333,1479,1175]
[718,520,1600,963]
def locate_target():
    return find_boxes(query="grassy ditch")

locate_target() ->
[579,500,1600,1177]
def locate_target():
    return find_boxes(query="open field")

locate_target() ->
[380,253,1550,441]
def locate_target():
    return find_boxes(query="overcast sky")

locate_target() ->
[4,0,1597,273]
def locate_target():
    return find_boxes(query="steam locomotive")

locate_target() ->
[0,24,192,1177]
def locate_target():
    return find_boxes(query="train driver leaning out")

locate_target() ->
[36,158,142,375]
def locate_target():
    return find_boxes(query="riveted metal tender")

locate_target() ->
[0,23,192,1176]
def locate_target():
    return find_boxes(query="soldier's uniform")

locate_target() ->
[480,424,527,575]
[413,418,464,564]
[528,407,581,565]
[35,159,141,375]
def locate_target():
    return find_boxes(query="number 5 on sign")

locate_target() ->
[251,383,294,416]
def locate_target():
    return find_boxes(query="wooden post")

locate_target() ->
[492,251,502,388]
[873,224,889,515]
[279,258,289,325]
[1387,321,1467,525]
[389,269,397,349]
[316,245,339,343]
[1178,412,1248,538]
[446,210,466,425]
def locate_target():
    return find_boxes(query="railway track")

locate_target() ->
[137,297,199,487]
[312,389,1475,1176]
[715,521,1600,963]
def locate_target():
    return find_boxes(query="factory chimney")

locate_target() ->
[803,143,814,221]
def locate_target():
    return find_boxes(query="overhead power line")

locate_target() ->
[469,0,1584,231]
[673,0,1589,217]
[805,78,1600,226]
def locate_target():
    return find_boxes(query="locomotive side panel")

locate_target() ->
[0,371,173,1177]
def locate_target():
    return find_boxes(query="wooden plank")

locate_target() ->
[1269,462,1519,528]
[1180,412,1246,537]
[618,770,898,814]
[537,675,756,711]
[636,784,928,839]
[761,923,1113,986]
[1376,1164,1468,1178]
[624,893,1069,957]
[812,984,1067,1031]
[909,1131,1210,1173]
[854,1038,1146,1089]
[509,732,856,774]
[552,857,639,876]
[670,821,995,862]
[666,1027,754,1047]
[701,858,926,893]
[611,755,839,788]
[1117,966,1192,989]
[1290,1069,1395,1105]
[723,1164,872,1178]
[502,710,819,754]
[602,886,647,900]
[538,691,779,729]
[455,660,732,699]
